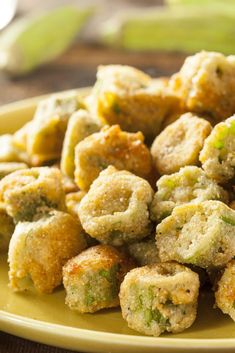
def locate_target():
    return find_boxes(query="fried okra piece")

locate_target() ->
[13,122,32,151]
[151,113,212,175]
[215,260,235,321]
[87,65,181,141]
[63,245,134,313]
[61,110,101,179]
[65,191,98,247]
[120,262,199,336]
[75,125,153,190]
[66,191,86,217]
[0,134,28,163]
[200,116,235,183]
[127,236,160,266]
[79,166,154,246]
[169,51,235,122]
[156,201,235,269]
[0,162,28,179]
[0,167,65,222]
[0,203,14,253]
[8,210,86,293]
[27,93,80,165]
[151,166,228,222]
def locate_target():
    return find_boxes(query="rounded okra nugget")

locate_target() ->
[151,166,228,222]
[215,260,235,321]
[74,125,153,191]
[66,191,86,218]
[0,167,65,222]
[151,113,212,175]
[8,210,87,294]
[79,166,154,246]
[61,109,101,179]
[156,201,235,269]
[0,203,14,253]
[0,162,28,180]
[87,65,181,141]
[120,262,199,337]
[200,116,235,183]
[169,51,235,122]
[63,245,134,313]
[127,235,160,266]
[27,93,80,165]
[66,191,98,247]
[0,134,28,164]
[13,122,32,151]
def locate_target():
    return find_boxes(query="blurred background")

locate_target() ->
[0,0,234,104]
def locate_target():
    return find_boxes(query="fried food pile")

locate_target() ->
[1,51,235,337]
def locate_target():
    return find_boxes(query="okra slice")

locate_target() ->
[0,134,28,163]
[156,201,235,268]
[0,203,14,253]
[151,166,228,222]
[215,260,235,321]
[8,210,86,293]
[200,116,235,183]
[127,236,160,266]
[74,125,153,191]
[27,93,80,164]
[151,113,212,175]
[78,166,153,246]
[87,65,181,142]
[63,245,134,313]
[0,162,28,180]
[61,109,101,179]
[169,51,235,122]
[120,262,199,336]
[0,167,66,222]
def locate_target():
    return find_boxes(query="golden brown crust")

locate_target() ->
[151,113,212,175]
[74,125,153,190]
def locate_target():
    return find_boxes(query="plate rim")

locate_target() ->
[0,90,235,352]
[1,311,235,350]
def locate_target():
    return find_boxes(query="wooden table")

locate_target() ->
[0,43,186,105]
[0,19,187,352]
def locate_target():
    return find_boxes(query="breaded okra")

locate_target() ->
[120,262,199,336]
[87,65,181,141]
[8,210,87,293]
[200,116,235,183]
[0,203,14,253]
[170,51,235,122]
[79,166,154,246]
[13,122,32,151]
[0,134,28,163]
[27,93,79,165]
[61,109,101,179]
[156,201,235,268]
[75,125,153,190]
[151,166,228,222]
[66,191,86,218]
[0,167,65,222]
[65,191,98,247]
[127,235,160,266]
[215,260,235,321]
[0,162,28,180]
[151,113,212,175]
[63,245,134,313]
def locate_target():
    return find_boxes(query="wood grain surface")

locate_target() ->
[0,43,186,105]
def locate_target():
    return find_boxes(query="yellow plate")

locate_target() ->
[0,90,235,353]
